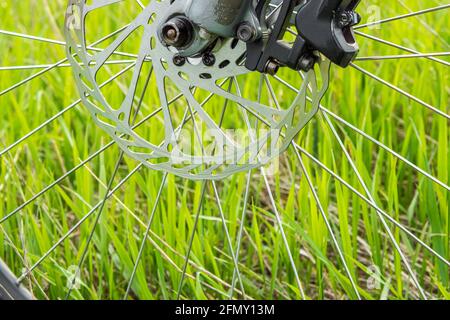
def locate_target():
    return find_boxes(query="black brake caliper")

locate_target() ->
[245,0,361,74]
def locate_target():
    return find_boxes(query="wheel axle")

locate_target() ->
[161,16,194,48]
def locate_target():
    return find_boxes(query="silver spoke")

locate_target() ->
[355,52,450,61]
[0,29,65,45]
[0,25,138,96]
[0,105,162,225]
[176,181,207,300]
[229,171,251,299]
[261,168,306,299]
[124,76,192,298]
[17,164,144,282]
[134,0,145,9]
[0,60,134,71]
[320,107,450,191]
[0,29,138,59]
[355,31,450,67]
[293,146,361,299]
[355,4,450,29]
[0,62,136,158]
[124,172,168,299]
[65,65,155,298]
[211,181,246,298]
[264,73,360,298]
[293,143,450,268]
[320,111,427,299]
[398,0,449,49]
[272,75,449,191]
[350,63,449,120]
[65,149,126,298]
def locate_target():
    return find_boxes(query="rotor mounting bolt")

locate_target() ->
[202,53,216,67]
[173,54,186,67]
[161,17,194,48]
[264,59,280,76]
[237,23,257,43]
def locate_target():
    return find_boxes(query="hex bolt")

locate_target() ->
[160,17,194,48]
[202,53,216,67]
[173,54,186,67]
[297,54,316,72]
[264,59,280,76]
[337,11,361,28]
[237,23,257,43]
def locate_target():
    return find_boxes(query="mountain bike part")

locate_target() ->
[65,0,344,180]
[0,0,449,301]
[0,259,33,300]
[246,0,361,74]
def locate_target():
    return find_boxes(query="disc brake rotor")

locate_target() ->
[64,0,333,180]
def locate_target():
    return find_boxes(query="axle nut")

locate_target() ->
[161,16,194,48]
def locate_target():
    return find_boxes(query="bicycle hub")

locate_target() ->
[158,0,361,72]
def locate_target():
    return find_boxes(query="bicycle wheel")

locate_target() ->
[0,259,33,300]
[0,0,448,300]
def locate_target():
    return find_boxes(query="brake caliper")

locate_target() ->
[245,0,361,74]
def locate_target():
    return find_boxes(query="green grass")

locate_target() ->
[0,0,448,300]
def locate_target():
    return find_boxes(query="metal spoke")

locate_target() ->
[293,147,361,299]
[264,73,360,298]
[64,149,125,298]
[0,60,134,71]
[320,107,450,192]
[1,72,228,224]
[261,168,306,299]
[0,25,138,96]
[350,63,449,120]
[15,82,225,283]
[321,111,427,299]
[229,171,251,299]
[124,81,192,299]
[293,143,450,268]
[123,172,167,299]
[355,4,450,30]
[17,163,143,283]
[65,65,155,298]
[398,0,449,49]
[355,52,450,61]
[0,62,136,158]
[0,226,48,298]
[181,80,244,297]
[0,29,66,46]
[355,31,450,67]
[272,74,449,191]
[211,181,246,298]
[0,107,159,225]
[0,28,138,59]
[1,0,447,301]
[176,181,207,300]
